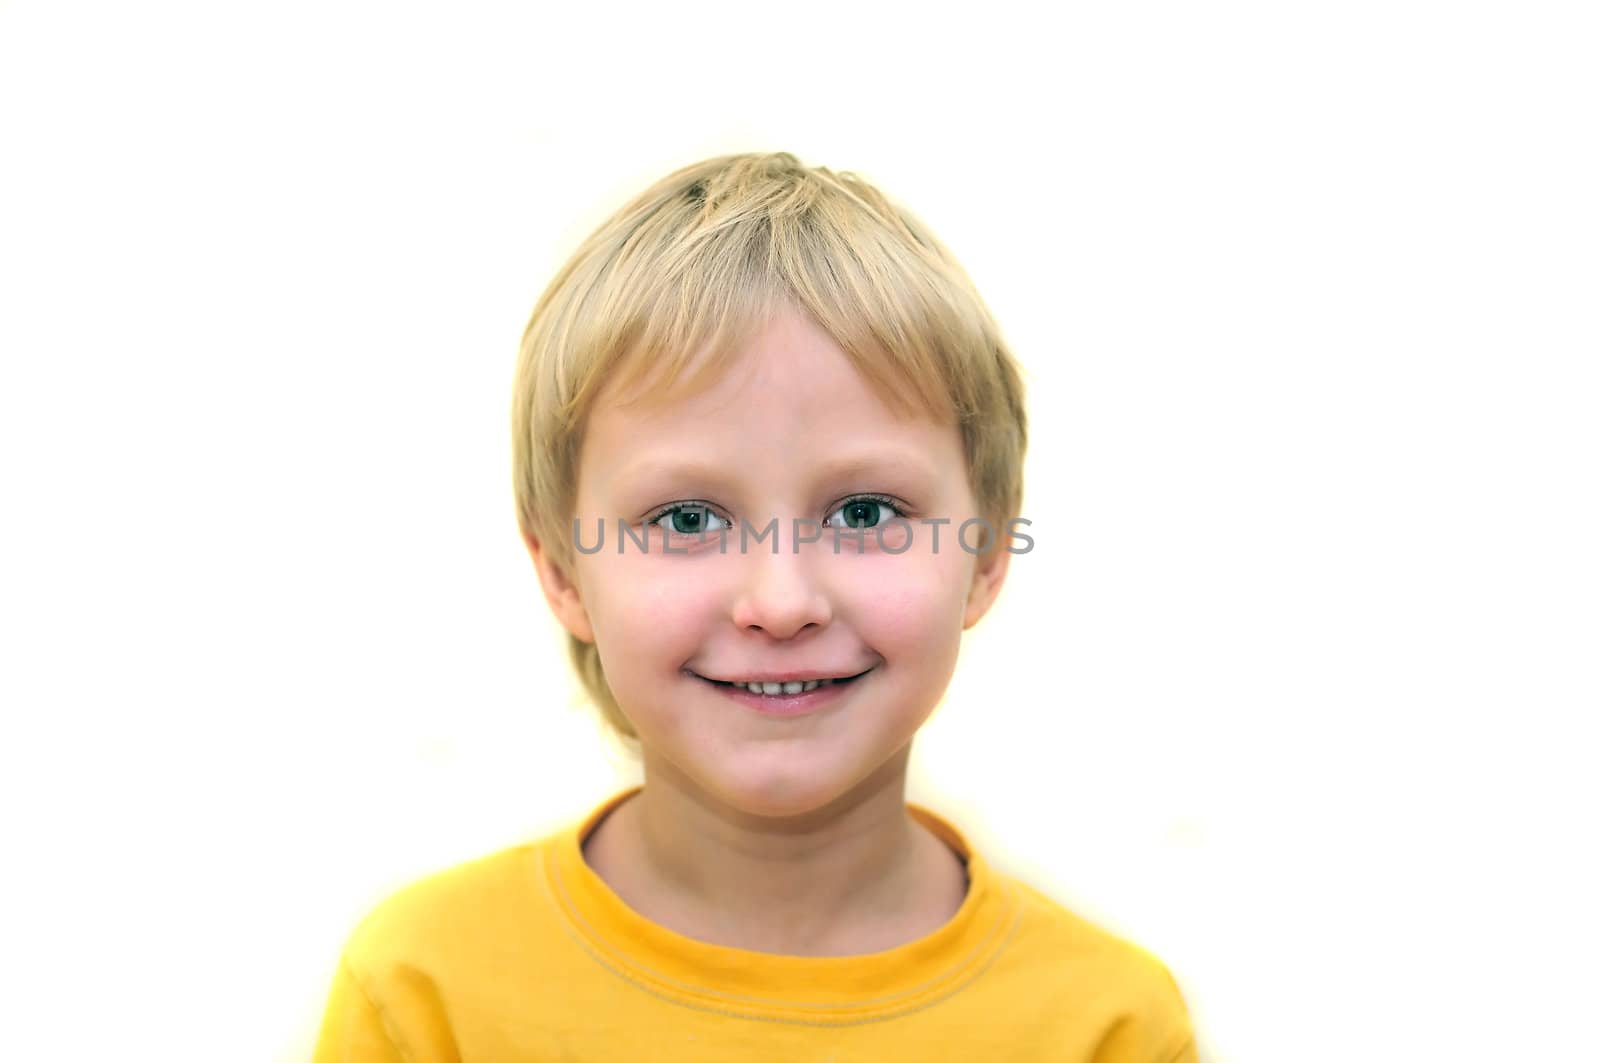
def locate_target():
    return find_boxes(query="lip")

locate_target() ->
[695,668,872,684]
[691,669,870,718]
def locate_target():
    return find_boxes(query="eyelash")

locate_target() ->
[824,494,908,527]
[643,494,909,530]
[641,501,718,531]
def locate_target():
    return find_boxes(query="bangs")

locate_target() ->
[555,158,985,426]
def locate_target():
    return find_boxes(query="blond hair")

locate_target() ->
[511,152,1027,746]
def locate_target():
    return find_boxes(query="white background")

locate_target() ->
[2,2,1596,1060]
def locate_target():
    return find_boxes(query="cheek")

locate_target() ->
[841,550,972,653]
[579,559,721,664]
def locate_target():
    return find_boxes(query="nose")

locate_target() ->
[730,539,833,639]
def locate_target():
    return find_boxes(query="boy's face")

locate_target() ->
[529,307,1009,818]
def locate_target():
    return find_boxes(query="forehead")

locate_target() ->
[580,310,960,484]
[599,309,948,429]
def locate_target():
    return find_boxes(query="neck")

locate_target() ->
[586,750,964,955]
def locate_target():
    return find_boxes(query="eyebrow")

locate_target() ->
[613,449,941,491]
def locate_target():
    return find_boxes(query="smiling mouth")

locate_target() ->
[691,668,874,696]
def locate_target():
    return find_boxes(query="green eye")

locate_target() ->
[842,501,880,528]
[824,495,905,530]
[669,508,706,534]
[648,504,730,536]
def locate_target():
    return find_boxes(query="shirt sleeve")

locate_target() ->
[1163,1034,1200,1063]
[311,956,408,1063]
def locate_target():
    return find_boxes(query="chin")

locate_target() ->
[709,773,849,820]
[695,753,905,822]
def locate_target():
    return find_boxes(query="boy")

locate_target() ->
[313,152,1197,1061]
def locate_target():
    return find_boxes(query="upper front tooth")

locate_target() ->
[736,679,827,693]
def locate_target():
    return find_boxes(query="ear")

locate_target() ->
[961,530,1013,630]
[524,529,596,644]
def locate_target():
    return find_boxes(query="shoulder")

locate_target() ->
[341,840,543,973]
[319,842,547,1060]
[1005,874,1179,979]
[997,873,1195,1056]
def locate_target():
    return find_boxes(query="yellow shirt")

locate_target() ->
[313,787,1197,1061]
